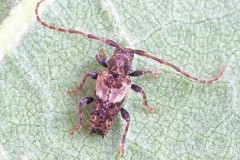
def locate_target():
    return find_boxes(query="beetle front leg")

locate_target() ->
[131,84,157,112]
[96,49,108,68]
[71,96,94,135]
[68,71,98,96]
[129,70,162,77]
[119,108,130,157]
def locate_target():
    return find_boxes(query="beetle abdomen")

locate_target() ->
[89,71,131,136]
[89,96,124,136]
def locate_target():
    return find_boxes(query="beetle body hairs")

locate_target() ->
[35,0,225,157]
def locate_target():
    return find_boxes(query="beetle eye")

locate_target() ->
[107,60,114,68]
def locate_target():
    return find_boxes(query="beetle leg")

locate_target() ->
[129,70,162,77]
[96,49,108,68]
[70,96,94,135]
[119,108,130,157]
[131,84,157,112]
[68,71,98,96]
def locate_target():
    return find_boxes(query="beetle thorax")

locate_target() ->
[107,48,134,76]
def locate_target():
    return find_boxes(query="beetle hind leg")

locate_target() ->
[70,96,94,135]
[119,108,130,157]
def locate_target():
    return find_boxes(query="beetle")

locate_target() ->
[35,0,225,156]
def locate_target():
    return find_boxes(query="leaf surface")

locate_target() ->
[0,0,240,159]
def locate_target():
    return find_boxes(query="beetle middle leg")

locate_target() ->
[71,96,94,135]
[119,108,130,157]
[131,84,157,112]
[68,71,98,96]
[129,70,162,77]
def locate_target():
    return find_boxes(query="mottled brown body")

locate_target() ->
[35,0,225,157]
[88,48,133,136]
[90,96,124,136]
[90,71,131,136]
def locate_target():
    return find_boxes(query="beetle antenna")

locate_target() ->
[35,0,121,48]
[133,49,225,84]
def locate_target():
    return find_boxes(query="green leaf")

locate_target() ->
[0,0,15,24]
[0,0,239,159]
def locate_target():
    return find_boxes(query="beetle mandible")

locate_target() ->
[35,0,225,156]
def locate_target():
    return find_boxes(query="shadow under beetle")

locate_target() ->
[35,0,225,156]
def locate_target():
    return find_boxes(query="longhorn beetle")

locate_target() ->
[35,0,225,157]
